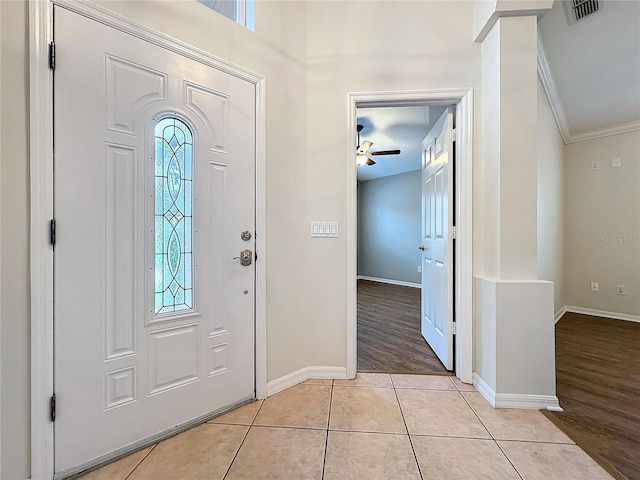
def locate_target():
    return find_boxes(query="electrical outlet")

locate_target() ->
[617,285,625,295]
[612,157,622,168]
[590,282,599,292]
[591,161,600,171]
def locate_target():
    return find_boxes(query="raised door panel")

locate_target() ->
[104,366,137,410]
[104,144,139,360]
[148,324,199,395]
[184,82,229,153]
[203,162,228,338]
[105,55,168,135]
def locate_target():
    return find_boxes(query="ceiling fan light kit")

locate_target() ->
[356,154,375,166]
[355,124,401,167]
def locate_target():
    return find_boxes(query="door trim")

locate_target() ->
[346,89,474,382]
[29,2,267,478]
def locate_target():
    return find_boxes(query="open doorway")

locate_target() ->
[356,104,455,375]
[346,89,474,384]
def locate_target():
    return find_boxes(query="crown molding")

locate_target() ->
[537,33,571,143]
[565,120,640,144]
[537,32,640,145]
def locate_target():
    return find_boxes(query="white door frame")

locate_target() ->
[347,89,473,382]
[29,1,267,478]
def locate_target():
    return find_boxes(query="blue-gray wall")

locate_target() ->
[357,170,422,284]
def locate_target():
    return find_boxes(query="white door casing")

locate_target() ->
[420,108,454,370]
[346,90,473,383]
[54,6,256,475]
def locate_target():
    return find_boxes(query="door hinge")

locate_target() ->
[254,251,258,262]
[48,42,56,71]
[49,219,56,246]
[50,394,56,422]
[452,322,457,335]
[449,128,456,142]
[451,226,457,239]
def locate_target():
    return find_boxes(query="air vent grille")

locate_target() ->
[572,0,599,21]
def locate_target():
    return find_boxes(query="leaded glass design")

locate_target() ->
[154,117,193,314]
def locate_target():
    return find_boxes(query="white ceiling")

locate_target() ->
[356,105,448,181]
[538,0,640,137]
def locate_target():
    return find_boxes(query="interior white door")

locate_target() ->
[420,108,454,370]
[54,7,256,474]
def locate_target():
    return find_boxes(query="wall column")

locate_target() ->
[474,6,560,409]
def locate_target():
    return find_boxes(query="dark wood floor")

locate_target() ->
[543,312,640,480]
[357,279,450,374]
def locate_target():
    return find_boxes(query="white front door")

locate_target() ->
[420,108,454,370]
[54,7,256,475]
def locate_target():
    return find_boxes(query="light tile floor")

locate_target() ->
[79,373,613,480]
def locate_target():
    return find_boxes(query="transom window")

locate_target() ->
[154,117,194,314]
[197,0,255,31]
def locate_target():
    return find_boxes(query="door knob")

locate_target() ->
[418,245,425,251]
[233,249,253,266]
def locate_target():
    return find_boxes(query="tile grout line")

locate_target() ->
[405,432,510,441]
[459,391,525,480]
[321,380,334,480]
[390,375,424,480]
[331,384,393,389]
[250,398,267,424]
[494,440,526,480]
[328,428,420,436]
[495,438,577,446]
[123,442,158,480]
[250,423,328,432]
[221,399,266,480]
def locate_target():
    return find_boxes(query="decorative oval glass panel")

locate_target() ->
[154,117,193,314]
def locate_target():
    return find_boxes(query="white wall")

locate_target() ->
[537,78,565,314]
[0,1,31,478]
[305,0,483,369]
[564,130,640,316]
[358,171,422,284]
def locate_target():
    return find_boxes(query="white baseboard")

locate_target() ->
[357,275,420,288]
[473,373,496,407]
[554,306,567,324]
[495,394,562,411]
[266,366,347,397]
[473,373,562,411]
[558,305,640,324]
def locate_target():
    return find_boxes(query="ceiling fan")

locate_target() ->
[356,124,401,166]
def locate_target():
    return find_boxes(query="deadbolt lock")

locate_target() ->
[233,249,253,266]
[241,231,252,241]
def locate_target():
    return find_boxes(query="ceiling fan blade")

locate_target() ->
[370,149,401,156]
[356,140,373,156]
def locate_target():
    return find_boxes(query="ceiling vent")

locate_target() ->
[570,0,600,22]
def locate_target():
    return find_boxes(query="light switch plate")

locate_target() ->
[612,157,622,168]
[311,221,339,238]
